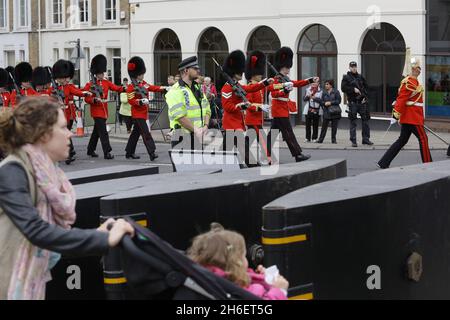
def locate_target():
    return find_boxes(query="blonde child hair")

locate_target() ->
[188,223,250,287]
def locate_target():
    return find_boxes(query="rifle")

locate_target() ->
[267,61,291,83]
[47,67,65,104]
[131,77,148,99]
[89,71,104,102]
[212,57,250,109]
[8,72,24,102]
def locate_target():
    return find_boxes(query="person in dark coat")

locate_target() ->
[317,80,342,144]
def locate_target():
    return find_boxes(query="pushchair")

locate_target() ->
[117,219,260,300]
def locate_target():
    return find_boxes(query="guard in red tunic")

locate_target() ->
[125,56,166,161]
[0,68,12,110]
[32,66,51,96]
[10,62,38,107]
[84,54,124,160]
[378,58,432,169]
[268,47,319,162]
[51,60,92,164]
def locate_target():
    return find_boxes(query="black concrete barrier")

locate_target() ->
[263,160,450,300]
[66,165,159,185]
[45,169,221,300]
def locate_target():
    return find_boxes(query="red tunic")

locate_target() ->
[245,82,265,127]
[127,81,165,120]
[221,82,266,131]
[49,84,86,121]
[83,80,123,119]
[393,76,424,126]
[0,91,11,109]
[10,87,38,108]
[269,79,310,118]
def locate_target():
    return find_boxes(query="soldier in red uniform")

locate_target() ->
[268,47,319,162]
[125,56,166,161]
[32,67,51,96]
[50,60,92,163]
[84,54,124,160]
[378,58,432,169]
[10,62,37,107]
[0,68,12,110]
[244,50,271,164]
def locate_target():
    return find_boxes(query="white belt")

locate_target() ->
[273,98,290,102]
[406,101,424,107]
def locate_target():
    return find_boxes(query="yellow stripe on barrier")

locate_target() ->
[137,220,148,227]
[104,277,127,285]
[289,293,314,300]
[262,234,307,245]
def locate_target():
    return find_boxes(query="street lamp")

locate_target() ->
[69,39,86,110]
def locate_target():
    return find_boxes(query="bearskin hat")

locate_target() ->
[53,59,72,79]
[245,50,266,81]
[15,62,33,84]
[128,56,146,79]
[223,50,246,77]
[5,66,15,91]
[274,47,294,71]
[32,67,51,86]
[91,54,107,75]
[0,68,9,88]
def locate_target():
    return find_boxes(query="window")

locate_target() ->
[53,48,59,62]
[0,0,6,29]
[52,0,63,25]
[18,0,29,28]
[154,28,182,85]
[5,51,15,66]
[78,0,88,23]
[104,0,117,21]
[19,50,25,62]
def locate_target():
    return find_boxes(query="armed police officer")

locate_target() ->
[341,61,374,147]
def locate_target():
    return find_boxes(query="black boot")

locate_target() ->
[295,154,311,162]
[150,152,159,161]
[126,154,141,160]
[87,151,99,158]
[104,153,115,160]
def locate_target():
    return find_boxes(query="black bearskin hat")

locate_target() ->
[0,68,9,88]
[223,50,246,77]
[91,54,107,75]
[32,67,51,86]
[15,62,33,84]
[128,56,146,79]
[245,50,266,81]
[53,59,73,79]
[274,47,294,71]
[5,66,15,91]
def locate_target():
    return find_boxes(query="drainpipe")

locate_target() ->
[38,0,42,65]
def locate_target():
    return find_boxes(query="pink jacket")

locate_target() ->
[207,266,287,300]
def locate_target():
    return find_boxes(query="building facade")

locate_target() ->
[129,0,450,126]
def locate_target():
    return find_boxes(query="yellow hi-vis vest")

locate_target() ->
[165,82,211,132]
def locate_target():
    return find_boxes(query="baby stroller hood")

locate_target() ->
[119,219,261,300]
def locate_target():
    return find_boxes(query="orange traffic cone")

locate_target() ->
[76,110,84,137]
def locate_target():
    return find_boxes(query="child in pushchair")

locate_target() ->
[117,219,261,300]
[187,223,288,300]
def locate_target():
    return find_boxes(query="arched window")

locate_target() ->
[197,27,229,91]
[361,23,406,114]
[154,29,182,85]
[298,24,338,123]
[247,26,281,65]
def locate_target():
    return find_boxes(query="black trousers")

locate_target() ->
[125,118,156,156]
[122,115,133,132]
[448,145,450,157]
[67,120,75,156]
[87,118,112,155]
[268,117,302,157]
[378,123,432,168]
[305,113,320,141]
[319,119,339,143]
[349,102,371,143]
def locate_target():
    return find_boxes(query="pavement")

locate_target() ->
[104,122,450,151]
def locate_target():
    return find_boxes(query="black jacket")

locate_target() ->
[0,162,109,256]
[320,89,342,120]
[341,72,368,103]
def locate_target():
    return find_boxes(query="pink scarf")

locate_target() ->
[7,144,76,300]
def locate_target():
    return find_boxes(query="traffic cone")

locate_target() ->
[76,110,85,137]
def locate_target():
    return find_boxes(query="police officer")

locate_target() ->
[166,56,211,149]
[341,61,373,147]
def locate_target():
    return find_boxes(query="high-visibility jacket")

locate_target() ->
[166,81,211,132]
[393,76,425,126]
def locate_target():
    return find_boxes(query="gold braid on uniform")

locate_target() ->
[400,76,424,103]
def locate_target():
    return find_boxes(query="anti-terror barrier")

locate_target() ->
[66,165,159,185]
[99,160,347,299]
[262,160,450,300]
